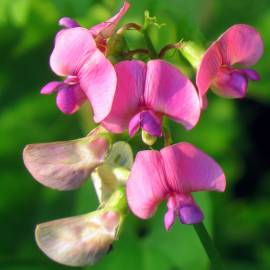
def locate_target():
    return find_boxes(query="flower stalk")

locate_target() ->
[193,222,226,270]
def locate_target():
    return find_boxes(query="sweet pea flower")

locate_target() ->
[41,2,129,120]
[102,60,201,138]
[41,27,116,121]
[35,186,127,267]
[126,143,226,230]
[196,24,263,108]
[35,210,120,267]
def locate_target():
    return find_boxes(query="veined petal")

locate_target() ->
[102,60,146,132]
[196,43,222,103]
[56,84,86,114]
[35,211,120,267]
[23,131,110,190]
[50,27,97,76]
[161,142,226,194]
[79,49,117,122]
[145,60,201,130]
[90,1,130,38]
[126,150,168,219]
[217,24,264,66]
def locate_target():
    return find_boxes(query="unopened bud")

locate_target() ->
[141,130,157,146]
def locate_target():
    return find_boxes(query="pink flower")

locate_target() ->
[41,2,129,121]
[102,60,201,137]
[196,24,263,108]
[126,143,226,230]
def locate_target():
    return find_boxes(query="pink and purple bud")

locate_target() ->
[196,24,263,108]
[126,143,226,230]
[102,60,201,139]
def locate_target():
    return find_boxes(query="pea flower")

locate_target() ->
[41,2,130,121]
[196,24,263,108]
[23,127,111,190]
[126,143,226,230]
[102,60,201,138]
[35,210,120,267]
[35,188,126,267]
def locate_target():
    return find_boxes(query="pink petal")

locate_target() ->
[23,134,110,190]
[50,27,97,76]
[217,24,264,66]
[40,81,63,94]
[56,85,86,114]
[161,142,226,194]
[79,49,117,122]
[59,17,80,28]
[145,60,201,130]
[126,150,168,219]
[102,60,146,132]
[196,43,222,105]
[212,68,248,98]
[90,1,130,38]
[164,208,175,231]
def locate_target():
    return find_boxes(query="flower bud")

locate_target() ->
[141,130,157,146]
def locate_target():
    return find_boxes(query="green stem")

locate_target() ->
[141,29,158,59]
[193,223,226,270]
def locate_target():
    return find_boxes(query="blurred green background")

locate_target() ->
[1,0,270,269]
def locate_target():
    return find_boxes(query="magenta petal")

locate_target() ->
[242,69,260,81]
[196,43,222,104]
[90,1,130,38]
[79,49,117,122]
[213,68,248,98]
[59,17,80,28]
[140,110,162,137]
[161,142,226,194]
[41,81,63,94]
[126,150,168,219]
[179,204,204,224]
[128,112,141,137]
[102,60,145,132]
[218,24,264,66]
[56,85,86,114]
[145,60,201,130]
[128,110,162,137]
[50,27,96,76]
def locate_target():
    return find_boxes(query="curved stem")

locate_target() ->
[117,23,142,35]
[193,223,226,270]
[159,41,183,58]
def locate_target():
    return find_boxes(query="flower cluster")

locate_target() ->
[23,1,263,267]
